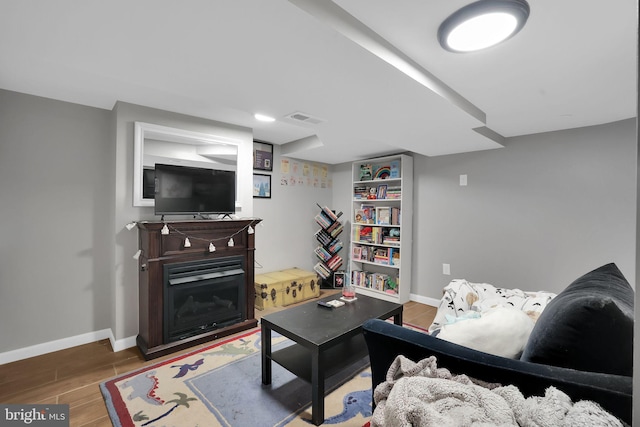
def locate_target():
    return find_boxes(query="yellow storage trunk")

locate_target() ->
[281,268,320,301]
[254,268,320,310]
[254,273,285,310]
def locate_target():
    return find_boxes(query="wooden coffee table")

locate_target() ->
[261,293,403,425]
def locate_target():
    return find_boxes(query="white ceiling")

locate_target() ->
[0,0,636,164]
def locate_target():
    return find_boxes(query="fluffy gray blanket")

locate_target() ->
[371,356,622,427]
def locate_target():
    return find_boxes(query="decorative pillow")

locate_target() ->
[437,306,534,358]
[521,263,634,376]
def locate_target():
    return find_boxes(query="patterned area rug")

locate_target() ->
[100,328,374,427]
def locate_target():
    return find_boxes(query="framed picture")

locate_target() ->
[352,246,362,260]
[376,207,391,225]
[333,271,346,288]
[377,184,388,199]
[253,173,271,198]
[253,140,273,171]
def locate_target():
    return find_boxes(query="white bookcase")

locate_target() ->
[349,154,412,304]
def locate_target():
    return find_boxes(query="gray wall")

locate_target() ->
[0,89,114,352]
[411,119,636,299]
[253,145,334,275]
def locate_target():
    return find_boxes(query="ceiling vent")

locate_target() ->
[285,111,326,125]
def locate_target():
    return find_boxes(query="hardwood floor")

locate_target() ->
[0,290,436,426]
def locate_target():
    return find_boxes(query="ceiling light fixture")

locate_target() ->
[438,0,530,53]
[254,113,276,122]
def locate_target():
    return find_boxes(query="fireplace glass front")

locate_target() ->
[163,256,246,343]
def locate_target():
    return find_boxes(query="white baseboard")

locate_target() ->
[409,293,440,308]
[0,329,137,364]
[110,334,138,352]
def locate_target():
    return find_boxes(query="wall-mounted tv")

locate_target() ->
[154,164,236,216]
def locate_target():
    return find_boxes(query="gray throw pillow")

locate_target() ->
[520,263,634,376]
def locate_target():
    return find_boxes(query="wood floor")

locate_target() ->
[0,290,436,426]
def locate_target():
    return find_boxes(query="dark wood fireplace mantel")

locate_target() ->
[136,219,261,359]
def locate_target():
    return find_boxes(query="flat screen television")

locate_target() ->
[154,164,236,216]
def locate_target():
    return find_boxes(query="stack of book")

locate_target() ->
[353,186,368,199]
[386,186,402,199]
[353,225,373,243]
[383,227,401,246]
[314,256,343,278]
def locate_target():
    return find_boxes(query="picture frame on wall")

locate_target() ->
[253,140,273,171]
[253,173,272,198]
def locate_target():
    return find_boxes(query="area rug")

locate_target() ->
[100,328,376,427]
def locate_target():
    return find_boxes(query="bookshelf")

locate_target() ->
[350,154,412,303]
[313,204,344,287]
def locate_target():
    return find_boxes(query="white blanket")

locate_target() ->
[371,356,623,427]
[428,279,556,334]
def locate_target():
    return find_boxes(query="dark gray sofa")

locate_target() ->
[363,263,633,425]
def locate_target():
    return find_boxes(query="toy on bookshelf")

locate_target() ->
[359,164,373,181]
[373,165,391,180]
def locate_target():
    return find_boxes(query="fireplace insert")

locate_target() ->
[163,256,246,343]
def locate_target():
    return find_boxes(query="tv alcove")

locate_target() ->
[136,219,261,360]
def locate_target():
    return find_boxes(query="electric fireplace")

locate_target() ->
[164,256,246,343]
[136,219,260,360]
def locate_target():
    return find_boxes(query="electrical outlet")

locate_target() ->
[443,263,451,275]
[459,174,468,186]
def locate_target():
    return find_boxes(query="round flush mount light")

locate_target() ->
[438,0,530,53]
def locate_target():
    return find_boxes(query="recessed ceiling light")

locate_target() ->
[254,113,276,122]
[438,0,530,53]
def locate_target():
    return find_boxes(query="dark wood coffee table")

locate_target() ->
[261,293,403,425]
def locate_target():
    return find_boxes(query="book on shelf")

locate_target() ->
[314,262,332,279]
[326,254,343,270]
[376,207,391,225]
[386,186,402,199]
[314,246,332,261]
[351,270,399,294]
[314,213,331,228]
[316,224,342,242]
[352,246,362,260]
[353,225,372,243]
[327,222,343,237]
[391,207,401,225]
[326,219,342,233]
[315,229,332,245]
[391,250,400,266]
[360,245,370,262]
[316,204,341,221]
[361,204,376,224]
[389,160,400,178]
[353,186,368,199]
[371,227,383,244]
[373,247,389,264]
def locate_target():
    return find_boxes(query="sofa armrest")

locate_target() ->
[363,319,632,425]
